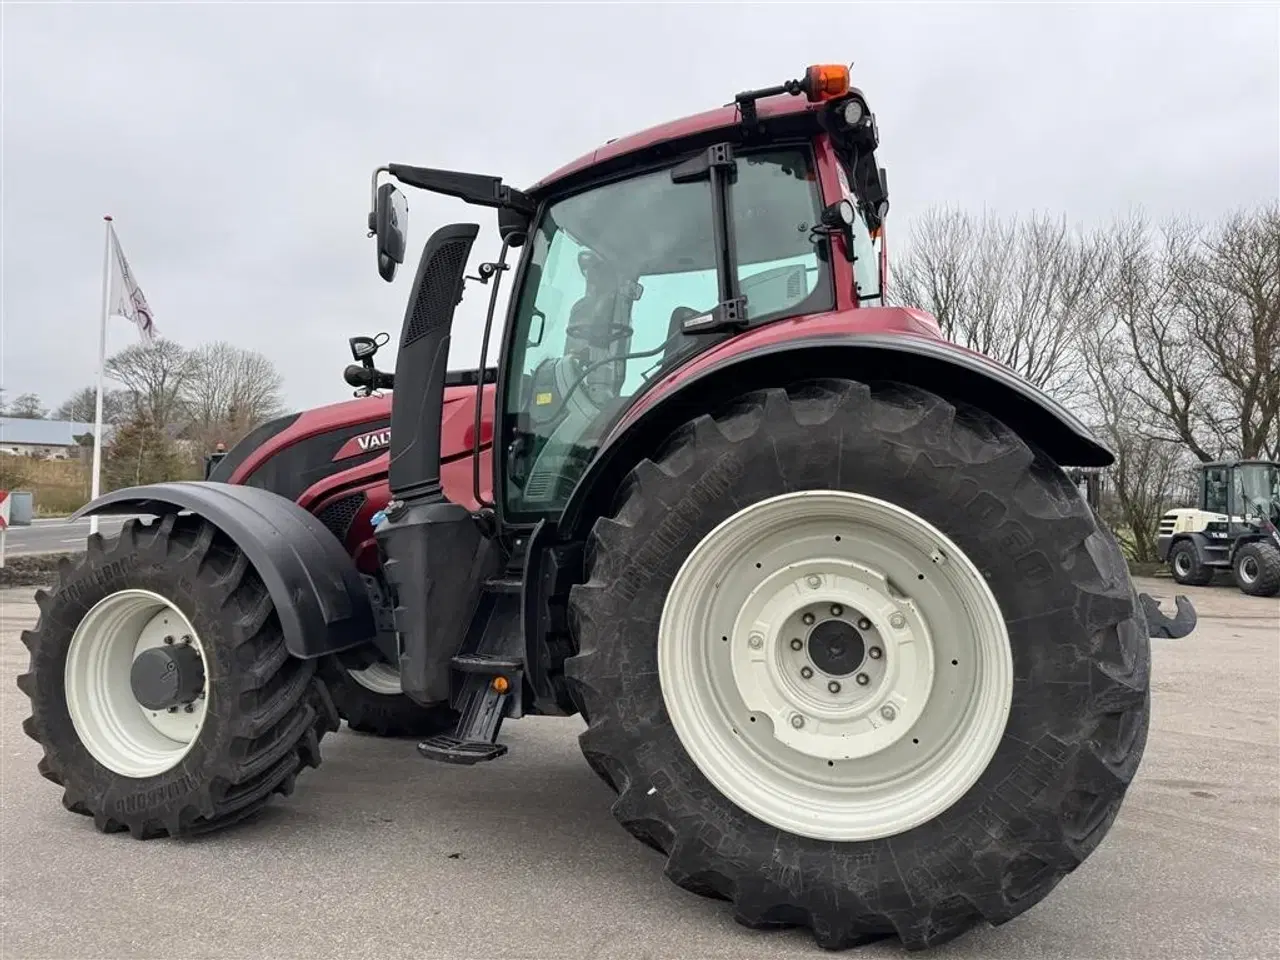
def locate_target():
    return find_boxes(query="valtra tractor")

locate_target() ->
[19,65,1197,950]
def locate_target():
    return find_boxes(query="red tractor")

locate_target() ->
[18,65,1195,950]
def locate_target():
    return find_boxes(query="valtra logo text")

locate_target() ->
[332,426,391,461]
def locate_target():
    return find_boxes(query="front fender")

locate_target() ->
[71,481,375,659]
[559,332,1113,540]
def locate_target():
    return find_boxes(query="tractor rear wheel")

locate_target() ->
[1169,540,1213,585]
[1232,541,1280,597]
[17,515,337,838]
[320,656,457,738]
[566,379,1150,951]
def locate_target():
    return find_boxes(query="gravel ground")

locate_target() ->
[1,577,1276,960]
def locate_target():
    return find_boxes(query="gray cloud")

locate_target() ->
[3,2,1276,415]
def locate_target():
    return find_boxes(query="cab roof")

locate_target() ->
[527,90,843,197]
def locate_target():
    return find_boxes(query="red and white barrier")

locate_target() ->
[0,490,9,569]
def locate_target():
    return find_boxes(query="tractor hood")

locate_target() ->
[209,380,492,504]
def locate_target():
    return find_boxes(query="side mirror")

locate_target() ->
[369,183,408,282]
[350,335,380,361]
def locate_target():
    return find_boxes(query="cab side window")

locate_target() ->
[1203,467,1230,515]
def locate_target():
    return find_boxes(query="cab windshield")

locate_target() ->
[1238,463,1280,518]
[501,145,833,520]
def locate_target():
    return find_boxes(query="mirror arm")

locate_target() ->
[386,163,536,215]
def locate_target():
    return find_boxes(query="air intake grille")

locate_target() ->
[316,492,367,544]
[403,239,470,347]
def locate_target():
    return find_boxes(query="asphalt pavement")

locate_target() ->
[1,578,1276,959]
[0,516,129,557]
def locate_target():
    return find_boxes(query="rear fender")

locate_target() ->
[559,333,1114,540]
[71,481,375,659]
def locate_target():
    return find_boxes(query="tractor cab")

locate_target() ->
[1199,459,1280,526]
[367,64,889,518]
[501,140,845,516]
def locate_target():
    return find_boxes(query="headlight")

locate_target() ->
[842,99,864,126]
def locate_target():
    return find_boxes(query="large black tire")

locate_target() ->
[319,656,457,738]
[566,379,1150,951]
[1168,539,1213,585]
[17,514,339,839]
[1232,541,1280,597]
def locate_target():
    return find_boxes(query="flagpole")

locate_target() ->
[89,215,113,537]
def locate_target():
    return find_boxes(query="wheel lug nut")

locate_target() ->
[790,714,806,729]
[855,673,870,686]
[748,633,764,650]
[827,680,841,694]
[890,613,907,629]
[806,575,822,589]
[167,706,178,713]
[830,604,843,617]
[802,613,815,626]
[800,666,813,679]
[163,635,174,645]
[789,638,803,651]
[857,618,871,630]
[183,704,194,713]
[869,647,883,660]
[880,705,897,721]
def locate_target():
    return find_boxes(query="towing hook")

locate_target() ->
[1139,593,1198,640]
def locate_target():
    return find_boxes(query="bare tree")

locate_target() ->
[1080,310,1191,561]
[54,386,129,424]
[890,208,1111,407]
[6,392,48,419]
[181,342,286,449]
[1173,205,1280,460]
[1105,206,1280,462]
[105,339,195,430]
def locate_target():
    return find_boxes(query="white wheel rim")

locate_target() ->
[64,589,209,779]
[348,661,402,695]
[658,490,1014,842]
[1175,552,1191,576]
[1240,556,1258,584]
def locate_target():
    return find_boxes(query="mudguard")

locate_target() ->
[558,331,1115,540]
[70,481,376,659]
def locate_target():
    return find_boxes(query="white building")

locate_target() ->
[0,417,112,459]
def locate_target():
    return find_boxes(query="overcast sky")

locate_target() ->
[2,3,1277,417]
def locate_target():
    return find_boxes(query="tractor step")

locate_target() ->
[416,574,525,766]
[451,653,522,674]
[418,659,518,766]
[417,735,508,765]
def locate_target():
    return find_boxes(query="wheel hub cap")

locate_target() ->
[130,642,205,711]
[807,619,865,676]
[734,564,933,762]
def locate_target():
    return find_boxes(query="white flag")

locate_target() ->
[108,223,157,342]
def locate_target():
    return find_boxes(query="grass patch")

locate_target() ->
[1,458,94,516]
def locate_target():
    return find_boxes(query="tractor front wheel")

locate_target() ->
[17,515,337,838]
[1169,540,1213,585]
[1232,541,1280,597]
[566,379,1150,951]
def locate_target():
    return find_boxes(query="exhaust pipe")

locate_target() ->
[388,223,478,500]
[375,222,500,705]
